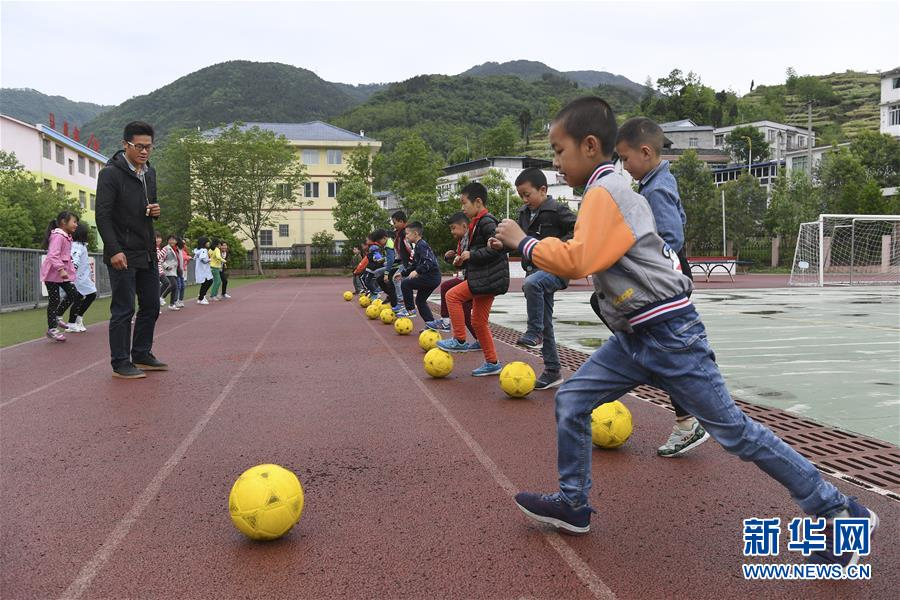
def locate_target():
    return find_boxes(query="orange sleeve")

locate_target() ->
[529,186,635,279]
[354,256,368,274]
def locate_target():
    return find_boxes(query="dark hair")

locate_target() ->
[155,231,162,239]
[370,228,389,242]
[616,117,665,155]
[43,211,78,248]
[123,121,154,142]
[72,221,89,244]
[460,182,488,206]
[406,221,425,235]
[210,238,220,248]
[391,210,407,222]
[554,96,617,157]
[446,211,469,225]
[177,237,185,250]
[514,167,548,190]
[167,234,177,242]
[196,236,209,250]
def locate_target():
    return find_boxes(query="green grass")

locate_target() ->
[0,277,260,348]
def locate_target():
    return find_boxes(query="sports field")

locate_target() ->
[1,278,897,599]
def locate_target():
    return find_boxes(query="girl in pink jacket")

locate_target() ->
[40,211,79,342]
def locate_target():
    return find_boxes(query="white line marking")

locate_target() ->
[367,320,616,600]
[59,286,301,600]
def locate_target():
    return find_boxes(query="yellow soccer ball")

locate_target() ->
[343,291,353,301]
[228,464,304,541]
[366,304,381,319]
[423,348,453,378]
[591,401,633,448]
[359,294,371,308]
[418,329,442,351]
[499,361,536,398]
[380,308,396,324]
[394,317,413,335]
[371,299,383,309]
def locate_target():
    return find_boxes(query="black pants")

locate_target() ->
[46,281,78,329]
[158,273,172,300]
[60,291,97,322]
[401,273,440,321]
[378,272,398,307]
[220,270,229,295]
[108,265,160,368]
[199,279,213,300]
[165,276,177,304]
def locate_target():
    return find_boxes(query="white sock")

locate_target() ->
[676,417,696,431]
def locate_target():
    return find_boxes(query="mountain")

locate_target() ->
[82,61,360,154]
[333,72,643,158]
[331,82,391,103]
[0,88,111,129]
[460,60,650,96]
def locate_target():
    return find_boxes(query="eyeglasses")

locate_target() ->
[126,141,153,152]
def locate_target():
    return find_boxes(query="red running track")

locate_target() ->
[1,278,896,599]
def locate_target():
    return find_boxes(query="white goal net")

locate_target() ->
[789,214,900,286]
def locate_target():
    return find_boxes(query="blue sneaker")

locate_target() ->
[514,491,594,535]
[809,498,879,568]
[471,361,502,376]
[397,308,418,318]
[466,340,481,352]
[425,319,451,332]
[437,338,470,353]
[391,305,402,313]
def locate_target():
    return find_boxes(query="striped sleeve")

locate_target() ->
[521,186,636,279]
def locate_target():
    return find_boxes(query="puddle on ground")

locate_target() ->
[840,314,869,317]
[740,310,785,315]
[559,320,599,326]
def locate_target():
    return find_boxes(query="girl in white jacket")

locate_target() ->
[59,222,97,332]
[194,236,214,304]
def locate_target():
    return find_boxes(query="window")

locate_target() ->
[279,224,290,237]
[259,230,273,246]
[43,178,51,188]
[799,136,807,148]
[688,137,698,147]
[715,134,724,146]
[55,144,64,164]
[89,161,96,177]
[90,194,96,210]
[890,105,900,127]
[327,181,341,197]
[893,77,900,89]
[792,156,808,172]
[276,183,292,199]
[304,182,319,198]
[68,159,75,175]
[327,149,342,165]
[42,139,51,159]
[78,156,86,174]
[302,149,319,165]
[56,183,65,194]
[768,130,776,141]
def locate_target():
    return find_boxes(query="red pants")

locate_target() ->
[446,280,497,363]
[440,277,475,337]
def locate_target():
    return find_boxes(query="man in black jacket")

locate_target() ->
[514,168,576,390]
[95,121,167,379]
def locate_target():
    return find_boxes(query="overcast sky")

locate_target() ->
[1,0,898,106]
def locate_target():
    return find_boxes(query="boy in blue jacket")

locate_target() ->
[395,221,441,321]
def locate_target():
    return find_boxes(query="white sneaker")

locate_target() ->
[657,420,710,457]
[66,322,84,332]
[223,294,232,299]
[176,301,184,308]
[211,296,220,302]
[168,304,181,311]
[159,296,167,307]
[198,298,209,305]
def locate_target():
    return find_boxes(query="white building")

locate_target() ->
[714,120,815,161]
[660,119,716,150]
[783,142,852,178]
[880,66,900,138]
[438,156,577,213]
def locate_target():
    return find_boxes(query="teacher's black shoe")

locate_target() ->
[133,353,168,371]
[113,363,146,379]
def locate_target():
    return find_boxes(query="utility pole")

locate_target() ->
[806,101,814,176]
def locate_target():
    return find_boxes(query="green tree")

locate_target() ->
[481,117,518,156]
[153,128,197,236]
[0,196,34,247]
[335,144,377,185]
[480,169,516,219]
[385,133,443,200]
[724,126,770,164]
[184,217,245,262]
[518,108,532,144]
[311,230,335,250]
[722,174,767,255]
[331,179,387,247]
[850,131,900,188]
[190,125,243,225]
[764,170,821,239]
[815,147,888,214]
[670,150,719,250]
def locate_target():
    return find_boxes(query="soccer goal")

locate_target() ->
[789,214,900,286]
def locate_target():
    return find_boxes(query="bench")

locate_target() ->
[688,256,737,282]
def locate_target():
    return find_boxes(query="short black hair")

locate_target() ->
[460,181,488,206]
[123,121,154,142]
[196,236,209,249]
[616,117,665,155]
[168,234,177,241]
[446,211,469,225]
[391,210,407,222]
[514,167,548,190]
[370,228,389,242]
[554,96,617,157]
[72,222,89,244]
[406,221,424,235]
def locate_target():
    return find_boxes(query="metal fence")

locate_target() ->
[240,246,350,270]
[0,247,199,312]
[688,237,794,267]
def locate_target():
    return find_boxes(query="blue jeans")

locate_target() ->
[176,275,186,301]
[554,310,847,517]
[523,270,566,372]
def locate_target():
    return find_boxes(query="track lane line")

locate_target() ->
[58,284,302,600]
[366,319,616,600]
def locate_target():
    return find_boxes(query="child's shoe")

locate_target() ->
[159,296,166,307]
[397,308,417,318]
[465,340,481,352]
[471,361,502,376]
[425,319,451,332]
[657,419,709,457]
[46,328,66,342]
[534,370,564,390]
[809,498,879,568]
[437,338,470,353]
[514,491,594,535]
[516,332,543,348]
